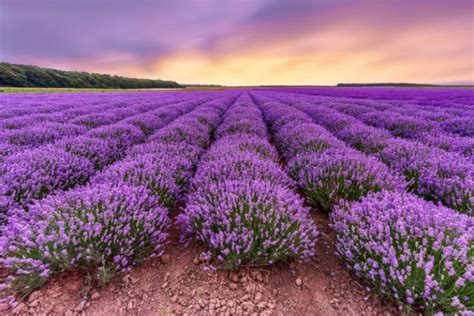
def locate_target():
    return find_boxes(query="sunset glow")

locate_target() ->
[1,0,472,85]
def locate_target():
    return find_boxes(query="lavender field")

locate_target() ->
[0,88,472,315]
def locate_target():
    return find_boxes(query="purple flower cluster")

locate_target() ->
[0,146,94,208]
[179,94,318,269]
[3,122,86,147]
[331,191,473,314]
[0,88,471,313]
[85,123,145,151]
[254,95,405,212]
[378,138,473,215]
[93,154,192,207]
[92,95,234,206]
[253,89,473,313]
[57,136,122,170]
[57,101,200,172]
[0,96,206,218]
[269,91,474,160]
[420,133,473,160]
[266,93,473,215]
[0,92,237,296]
[0,183,170,297]
[441,117,474,137]
[288,149,406,211]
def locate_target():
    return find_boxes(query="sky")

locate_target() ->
[1,0,473,86]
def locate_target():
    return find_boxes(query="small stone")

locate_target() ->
[91,291,101,300]
[272,289,278,296]
[244,302,255,313]
[65,310,74,316]
[142,293,149,300]
[29,300,40,308]
[257,302,266,309]
[12,303,26,314]
[0,303,9,312]
[255,292,263,302]
[130,276,139,284]
[161,254,171,264]
[230,273,239,283]
[28,291,42,302]
[250,271,260,279]
[122,274,131,284]
[171,295,178,303]
[161,282,169,289]
[127,302,133,310]
[295,278,302,287]
[44,305,55,314]
[229,282,238,290]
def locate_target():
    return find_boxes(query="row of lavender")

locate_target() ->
[178,93,318,269]
[252,92,472,314]
[281,92,474,158]
[0,93,237,299]
[267,91,473,215]
[275,87,474,113]
[318,95,474,154]
[0,92,199,159]
[0,93,214,222]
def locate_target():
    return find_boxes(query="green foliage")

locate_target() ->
[0,62,182,89]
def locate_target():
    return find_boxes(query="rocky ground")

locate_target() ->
[2,211,401,316]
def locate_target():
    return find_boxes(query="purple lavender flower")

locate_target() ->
[331,190,473,314]
[179,180,318,269]
[288,148,406,211]
[0,145,94,207]
[57,136,122,170]
[93,153,193,206]
[0,183,170,297]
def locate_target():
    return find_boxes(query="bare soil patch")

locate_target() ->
[6,211,399,316]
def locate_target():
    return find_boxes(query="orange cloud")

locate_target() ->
[139,16,473,86]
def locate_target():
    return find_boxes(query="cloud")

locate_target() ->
[0,0,472,84]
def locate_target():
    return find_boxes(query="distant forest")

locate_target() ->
[0,63,181,89]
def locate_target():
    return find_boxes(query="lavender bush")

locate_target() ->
[378,138,473,215]
[0,183,170,297]
[0,146,94,208]
[201,134,279,162]
[180,96,319,269]
[86,123,145,151]
[288,149,406,211]
[58,136,122,170]
[0,88,471,310]
[179,180,318,269]
[331,191,473,314]
[192,151,295,189]
[93,153,193,206]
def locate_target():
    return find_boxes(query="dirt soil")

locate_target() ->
[2,210,400,316]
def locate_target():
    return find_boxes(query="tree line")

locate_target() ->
[0,63,182,89]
